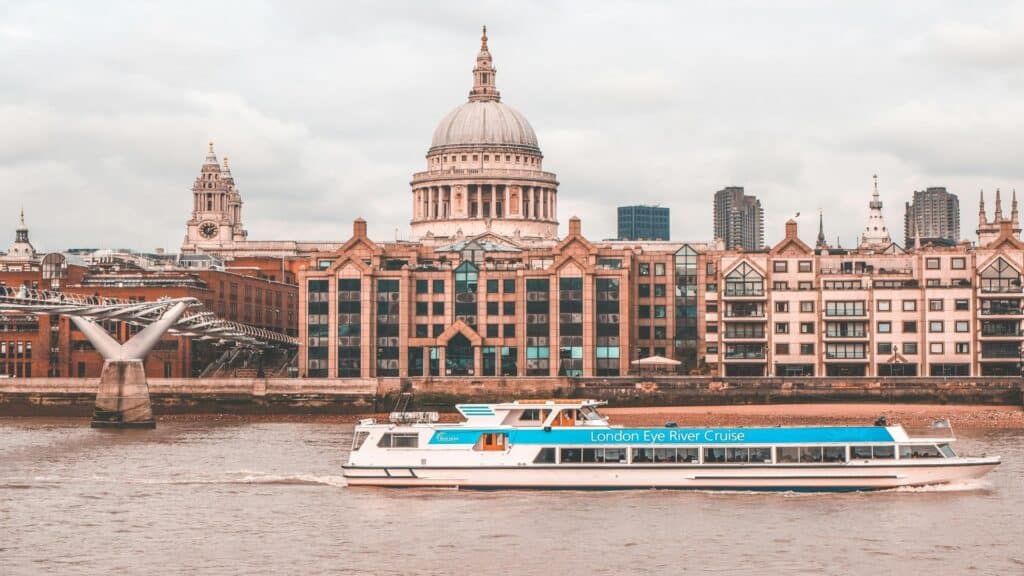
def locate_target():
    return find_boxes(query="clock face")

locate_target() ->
[199,222,218,239]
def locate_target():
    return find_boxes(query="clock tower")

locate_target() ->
[182,142,247,254]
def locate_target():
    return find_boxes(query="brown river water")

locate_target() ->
[1,418,1022,575]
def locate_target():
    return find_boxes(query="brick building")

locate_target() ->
[0,217,298,378]
[295,29,1023,380]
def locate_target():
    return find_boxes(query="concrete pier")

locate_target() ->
[91,361,155,428]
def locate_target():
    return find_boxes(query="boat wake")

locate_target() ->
[885,479,993,493]
[152,471,348,487]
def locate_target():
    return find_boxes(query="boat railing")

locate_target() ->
[389,412,440,424]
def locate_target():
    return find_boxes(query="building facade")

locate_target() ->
[904,187,960,247]
[617,205,670,241]
[1,218,298,378]
[409,27,559,243]
[296,29,1023,380]
[713,187,765,251]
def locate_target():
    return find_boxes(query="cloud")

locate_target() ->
[0,1,1022,253]
[924,20,1024,71]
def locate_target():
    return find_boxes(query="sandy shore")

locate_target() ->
[139,403,1024,429]
[602,404,1024,429]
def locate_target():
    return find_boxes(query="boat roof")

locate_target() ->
[455,400,604,420]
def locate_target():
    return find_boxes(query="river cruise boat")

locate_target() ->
[342,400,1000,491]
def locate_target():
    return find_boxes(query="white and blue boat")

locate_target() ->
[342,400,1000,491]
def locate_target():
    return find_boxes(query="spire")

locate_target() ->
[469,25,500,102]
[205,141,218,165]
[1012,189,1019,223]
[995,188,1003,220]
[222,155,232,177]
[979,189,987,224]
[815,209,827,248]
[860,173,891,249]
[17,206,26,231]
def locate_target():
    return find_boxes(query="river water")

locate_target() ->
[1,418,1021,575]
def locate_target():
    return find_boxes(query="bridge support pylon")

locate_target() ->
[70,301,189,429]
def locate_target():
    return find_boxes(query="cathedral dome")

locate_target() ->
[430,100,539,152]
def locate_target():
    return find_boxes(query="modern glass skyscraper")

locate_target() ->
[617,205,670,241]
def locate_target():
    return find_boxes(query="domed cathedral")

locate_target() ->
[410,27,560,243]
[182,142,248,253]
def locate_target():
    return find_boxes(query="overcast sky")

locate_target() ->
[2,1,1023,253]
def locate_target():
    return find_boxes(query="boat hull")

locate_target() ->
[342,459,999,491]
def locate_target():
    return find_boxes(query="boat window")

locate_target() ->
[351,431,370,451]
[872,445,895,459]
[581,448,598,463]
[632,448,654,463]
[799,447,823,463]
[377,433,419,448]
[726,448,749,463]
[560,448,583,463]
[678,448,699,463]
[704,447,726,463]
[823,446,846,463]
[519,409,543,422]
[851,446,872,459]
[534,447,556,463]
[749,447,772,463]
[777,447,799,463]
[553,410,577,427]
[603,448,628,463]
[938,444,956,458]
[579,406,604,421]
[900,445,942,459]
[653,448,676,463]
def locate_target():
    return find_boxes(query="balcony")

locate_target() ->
[723,344,766,360]
[980,282,1023,295]
[722,331,767,341]
[981,342,1022,359]
[980,323,1022,339]
[723,307,766,319]
[980,301,1023,316]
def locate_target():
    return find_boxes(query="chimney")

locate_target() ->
[785,218,798,239]
[568,216,581,237]
[353,217,367,238]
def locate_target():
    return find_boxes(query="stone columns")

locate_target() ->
[438,347,447,375]
[428,187,435,219]
[473,346,483,376]
[527,187,533,219]
[504,185,510,219]
[422,347,430,377]
[494,347,502,376]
